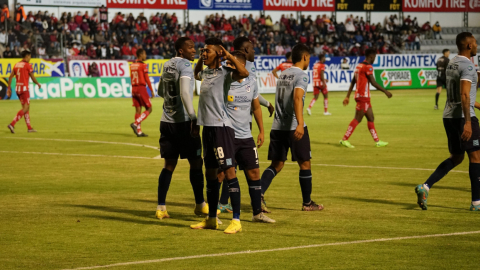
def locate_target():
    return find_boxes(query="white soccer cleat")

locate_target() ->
[307,108,312,115]
[324,112,332,116]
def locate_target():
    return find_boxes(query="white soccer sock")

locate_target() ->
[423,184,430,191]
[157,205,166,211]
[472,200,480,206]
[196,202,206,208]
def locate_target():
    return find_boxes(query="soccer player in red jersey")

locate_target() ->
[339,48,392,148]
[271,52,293,79]
[130,48,155,137]
[6,50,41,133]
[308,54,331,116]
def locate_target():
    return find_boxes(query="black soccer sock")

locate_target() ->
[424,158,455,189]
[219,181,230,205]
[228,177,241,219]
[189,169,205,204]
[469,163,480,202]
[158,169,173,205]
[261,166,277,195]
[435,93,440,106]
[206,178,220,218]
[247,178,262,216]
[299,170,312,204]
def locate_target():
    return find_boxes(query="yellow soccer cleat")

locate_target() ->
[194,203,221,216]
[224,220,242,234]
[190,217,219,230]
[155,210,170,220]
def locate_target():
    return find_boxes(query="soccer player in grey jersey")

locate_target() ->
[260,44,324,212]
[190,38,249,233]
[434,49,450,110]
[416,32,480,211]
[156,37,207,220]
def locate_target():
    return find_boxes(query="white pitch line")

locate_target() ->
[3,137,159,150]
[0,151,153,160]
[62,230,480,270]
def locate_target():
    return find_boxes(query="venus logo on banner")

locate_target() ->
[107,0,187,9]
[264,0,335,11]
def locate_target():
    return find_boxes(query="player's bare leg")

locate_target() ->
[340,109,365,148]
[260,160,285,213]
[298,160,324,211]
[365,107,388,147]
[245,168,275,223]
[435,86,442,110]
[307,94,319,116]
[467,150,480,211]
[131,106,152,137]
[323,92,331,115]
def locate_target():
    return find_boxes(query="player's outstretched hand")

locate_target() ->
[293,125,304,141]
[462,122,472,141]
[257,132,264,148]
[191,120,200,138]
[268,103,275,117]
[385,91,393,98]
[343,97,349,106]
[7,87,11,98]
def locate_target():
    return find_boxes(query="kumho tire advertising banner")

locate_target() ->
[403,0,480,12]
[264,0,335,11]
[374,68,438,90]
[0,59,65,77]
[107,0,187,9]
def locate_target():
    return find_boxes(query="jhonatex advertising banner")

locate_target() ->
[0,59,65,77]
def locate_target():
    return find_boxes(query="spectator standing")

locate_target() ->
[15,3,26,23]
[1,4,10,24]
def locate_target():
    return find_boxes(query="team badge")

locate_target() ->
[185,63,190,67]
[468,66,473,71]
[303,77,308,82]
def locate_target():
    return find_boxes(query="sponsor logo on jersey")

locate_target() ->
[228,95,234,102]
[418,69,437,86]
[474,140,479,147]
[380,70,412,87]
[226,158,232,166]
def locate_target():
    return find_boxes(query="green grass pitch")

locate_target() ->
[1,89,479,270]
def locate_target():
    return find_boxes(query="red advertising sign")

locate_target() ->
[403,0,480,12]
[107,0,187,9]
[264,0,335,11]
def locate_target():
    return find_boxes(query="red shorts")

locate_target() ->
[17,91,30,105]
[355,98,372,113]
[313,86,328,95]
[132,86,151,108]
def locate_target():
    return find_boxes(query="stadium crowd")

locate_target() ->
[0,3,443,60]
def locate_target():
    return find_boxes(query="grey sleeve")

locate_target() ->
[258,94,269,107]
[461,64,477,82]
[294,74,309,92]
[158,77,165,98]
[180,76,196,120]
[178,60,195,80]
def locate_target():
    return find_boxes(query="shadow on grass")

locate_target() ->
[337,196,465,211]
[128,198,254,212]
[390,182,470,193]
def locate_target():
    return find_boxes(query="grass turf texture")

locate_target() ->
[1,89,479,270]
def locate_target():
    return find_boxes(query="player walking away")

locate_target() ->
[155,37,209,220]
[190,38,249,234]
[416,32,480,211]
[260,44,324,212]
[272,52,293,79]
[130,49,154,137]
[217,36,275,213]
[308,54,331,116]
[339,48,392,149]
[434,49,450,110]
[6,50,41,133]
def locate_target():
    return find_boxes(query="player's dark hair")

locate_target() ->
[291,44,310,64]
[231,50,246,63]
[175,37,192,53]
[318,54,325,61]
[233,37,250,50]
[442,49,450,54]
[21,50,31,58]
[205,37,224,48]
[456,32,473,51]
[365,48,376,58]
[285,52,292,60]
[136,48,145,57]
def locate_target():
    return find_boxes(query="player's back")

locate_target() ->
[130,62,147,86]
[279,61,293,72]
[160,57,195,123]
[13,61,32,91]
[354,62,373,99]
[272,67,309,131]
[312,62,325,87]
[443,56,478,119]
[226,77,257,138]
[437,56,450,80]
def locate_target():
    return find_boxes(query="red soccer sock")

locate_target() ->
[368,121,379,142]
[343,119,359,141]
[10,110,25,127]
[324,98,328,113]
[135,113,142,133]
[24,112,32,130]
[134,111,150,125]
[308,98,316,109]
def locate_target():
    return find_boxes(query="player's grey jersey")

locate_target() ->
[436,56,450,80]
[246,60,256,80]
[226,77,259,139]
[197,66,234,127]
[443,55,478,119]
[271,67,309,131]
[160,57,195,123]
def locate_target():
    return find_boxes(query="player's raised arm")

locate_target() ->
[6,69,14,97]
[367,74,392,98]
[220,46,248,81]
[252,96,264,148]
[343,76,356,106]
[258,94,274,117]
[293,87,305,141]
[194,53,204,81]
[461,79,473,141]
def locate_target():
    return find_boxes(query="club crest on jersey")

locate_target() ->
[185,63,190,67]
[251,67,255,72]
[303,77,308,82]
[246,85,251,92]
[468,66,473,71]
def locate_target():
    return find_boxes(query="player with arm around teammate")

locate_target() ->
[155,37,210,220]
[130,49,155,137]
[7,50,41,133]
[259,44,325,212]
[415,32,480,211]
[339,48,392,149]
[307,54,331,116]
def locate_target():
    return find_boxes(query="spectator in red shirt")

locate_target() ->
[121,42,132,59]
[74,12,83,25]
[421,21,433,39]
[67,18,77,33]
[131,44,138,57]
